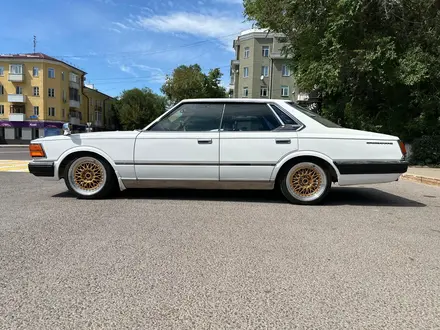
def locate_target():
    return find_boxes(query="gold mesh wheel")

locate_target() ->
[285,162,328,202]
[290,167,322,197]
[67,157,107,196]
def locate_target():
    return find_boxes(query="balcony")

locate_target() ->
[8,73,25,82]
[9,113,25,122]
[69,80,80,89]
[69,99,80,108]
[8,94,26,103]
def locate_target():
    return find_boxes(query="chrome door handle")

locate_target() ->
[198,139,212,144]
[275,139,291,144]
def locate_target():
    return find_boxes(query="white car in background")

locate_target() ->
[28,98,408,205]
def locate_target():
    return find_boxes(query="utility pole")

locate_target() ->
[33,36,37,53]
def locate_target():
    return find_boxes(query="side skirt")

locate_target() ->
[122,180,275,190]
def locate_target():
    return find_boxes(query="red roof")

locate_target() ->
[0,52,86,74]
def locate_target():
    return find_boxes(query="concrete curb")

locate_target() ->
[401,173,440,187]
[0,145,29,148]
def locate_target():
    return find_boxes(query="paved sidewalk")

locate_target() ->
[402,167,440,187]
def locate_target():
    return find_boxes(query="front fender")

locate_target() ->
[54,146,126,191]
[270,150,341,181]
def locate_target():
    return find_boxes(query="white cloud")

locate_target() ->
[119,64,137,76]
[132,64,166,83]
[133,12,246,42]
[107,27,121,33]
[112,22,131,30]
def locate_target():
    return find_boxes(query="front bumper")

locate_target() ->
[28,161,55,177]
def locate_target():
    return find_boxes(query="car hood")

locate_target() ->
[32,130,141,143]
[326,128,399,140]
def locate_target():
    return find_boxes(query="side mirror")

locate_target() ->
[62,122,71,136]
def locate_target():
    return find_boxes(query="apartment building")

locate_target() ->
[0,53,87,143]
[83,84,117,131]
[229,29,308,101]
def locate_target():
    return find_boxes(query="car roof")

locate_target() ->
[180,98,288,104]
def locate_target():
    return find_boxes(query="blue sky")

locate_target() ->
[3,0,251,97]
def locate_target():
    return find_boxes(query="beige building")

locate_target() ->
[229,29,308,101]
[0,53,116,144]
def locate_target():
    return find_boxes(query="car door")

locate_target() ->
[134,102,224,180]
[219,102,299,181]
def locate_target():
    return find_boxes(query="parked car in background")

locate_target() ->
[27,98,408,205]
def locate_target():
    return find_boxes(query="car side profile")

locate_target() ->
[28,98,408,205]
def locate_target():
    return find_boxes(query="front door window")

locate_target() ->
[149,103,224,132]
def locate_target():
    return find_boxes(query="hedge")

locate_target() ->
[409,135,440,166]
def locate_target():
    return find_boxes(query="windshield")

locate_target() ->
[285,101,342,128]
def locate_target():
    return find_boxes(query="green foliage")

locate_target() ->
[244,0,440,142]
[116,88,166,130]
[160,64,226,104]
[409,135,440,166]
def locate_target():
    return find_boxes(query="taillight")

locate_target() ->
[398,140,407,157]
[29,143,46,158]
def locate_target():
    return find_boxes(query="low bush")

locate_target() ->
[409,135,440,166]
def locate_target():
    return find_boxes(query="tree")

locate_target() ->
[161,64,226,104]
[116,88,166,130]
[244,0,440,141]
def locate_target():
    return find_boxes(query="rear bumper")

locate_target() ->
[28,161,55,177]
[334,160,409,175]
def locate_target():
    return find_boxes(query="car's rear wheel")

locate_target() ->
[64,156,116,199]
[279,161,331,205]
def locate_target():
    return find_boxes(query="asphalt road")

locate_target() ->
[1,173,440,329]
[0,147,31,161]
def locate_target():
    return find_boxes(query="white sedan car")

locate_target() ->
[28,98,408,205]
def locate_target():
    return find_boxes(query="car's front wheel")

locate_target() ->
[279,161,331,205]
[64,156,116,199]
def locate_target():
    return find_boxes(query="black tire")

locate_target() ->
[278,160,332,205]
[64,155,117,199]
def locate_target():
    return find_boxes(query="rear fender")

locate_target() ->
[270,150,341,181]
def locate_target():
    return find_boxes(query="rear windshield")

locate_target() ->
[285,101,342,128]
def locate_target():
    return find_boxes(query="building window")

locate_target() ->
[16,86,23,95]
[0,85,4,95]
[282,64,291,76]
[281,85,289,97]
[62,109,65,118]
[0,105,4,115]
[33,87,40,96]
[261,66,269,77]
[242,87,249,97]
[62,72,65,81]
[244,47,250,58]
[243,67,249,78]
[48,68,55,78]
[0,66,4,76]
[33,106,39,116]
[262,46,269,57]
[260,86,268,97]
[63,90,67,102]
[48,88,55,98]
[10,64,23,74]
[48,107,55,117]
[33,67,39,77]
